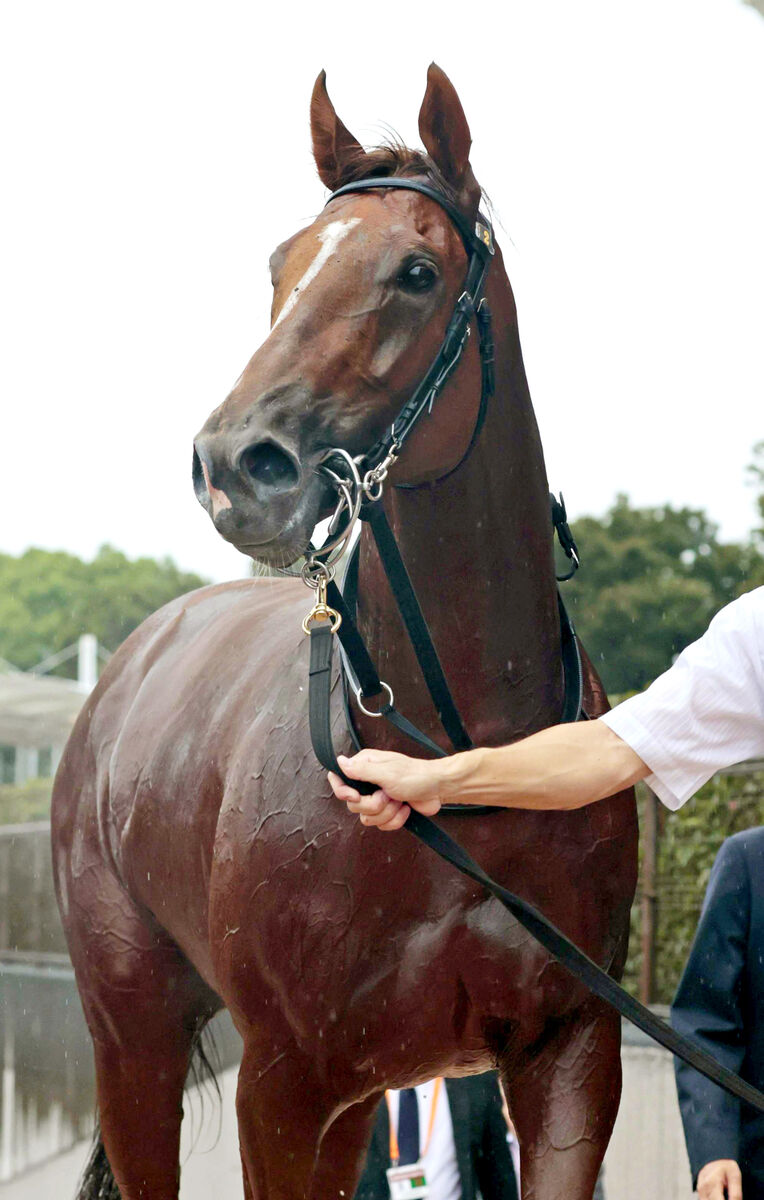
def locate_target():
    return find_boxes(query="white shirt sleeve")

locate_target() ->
[599,587,764,810]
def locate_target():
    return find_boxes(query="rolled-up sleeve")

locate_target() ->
[600,588,764,809]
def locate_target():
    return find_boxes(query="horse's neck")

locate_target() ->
[356,258,563,748]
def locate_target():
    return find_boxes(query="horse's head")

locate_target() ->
[193,65,489,566]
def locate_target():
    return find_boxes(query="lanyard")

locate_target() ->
[385,1078,443,1166]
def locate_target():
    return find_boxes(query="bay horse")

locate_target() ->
[51,65,637,1200]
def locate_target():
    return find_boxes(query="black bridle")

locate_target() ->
[300,175,764,1116]
[327,177,496,478]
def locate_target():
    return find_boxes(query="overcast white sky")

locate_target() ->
[2,0,763,582]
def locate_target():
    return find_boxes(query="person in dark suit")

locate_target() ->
[672,826,764,1200]
[354,1073,518,1200]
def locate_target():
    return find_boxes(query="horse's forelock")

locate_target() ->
[334,140,491,230]
[337,141,461,207]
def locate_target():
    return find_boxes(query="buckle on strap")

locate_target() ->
[550,492,580,580]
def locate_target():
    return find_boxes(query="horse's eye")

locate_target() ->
[397,261,438,293]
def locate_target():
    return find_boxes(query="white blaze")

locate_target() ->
[272,218,361,330]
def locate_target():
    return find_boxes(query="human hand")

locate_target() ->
[697,1159,742,1200]
[328,749,445,831]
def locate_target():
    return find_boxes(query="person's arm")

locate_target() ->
[330,587,764,830]
[672,837,751,1200]
[329,719,649,830]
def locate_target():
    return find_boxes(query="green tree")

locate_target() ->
[747,440,764,585]
[564,494,758,693]
[0,545,208,675]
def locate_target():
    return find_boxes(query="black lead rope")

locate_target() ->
[308,621,764,1115]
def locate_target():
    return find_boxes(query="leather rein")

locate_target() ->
[297,175,764,1115]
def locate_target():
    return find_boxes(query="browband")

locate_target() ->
[328,177,494,261]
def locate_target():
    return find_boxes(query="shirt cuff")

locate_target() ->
[599,708,689,810]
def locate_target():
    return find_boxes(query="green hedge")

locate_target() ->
[0,778,54,825]
[623,775,763,1002]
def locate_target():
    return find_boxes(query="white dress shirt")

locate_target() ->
[386,1081,460,1200]
[601,587,764,809]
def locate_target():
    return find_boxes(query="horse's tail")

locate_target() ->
[75,1024,221,1200]
[76,1122,121,1200]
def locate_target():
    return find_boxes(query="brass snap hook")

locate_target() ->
[302,573,342,635]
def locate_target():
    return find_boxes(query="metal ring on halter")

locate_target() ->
[301,558,333,588]
[328,480,355,536]
[360,432,400,502]
[354,681,394,717]
[362,472,385,503]
[310,448,363,565]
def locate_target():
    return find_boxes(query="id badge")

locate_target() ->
[386,1161,429,1199]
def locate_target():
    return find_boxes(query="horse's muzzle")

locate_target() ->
[192,430,331,565]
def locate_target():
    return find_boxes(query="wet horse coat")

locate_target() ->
[52,66,638,1200]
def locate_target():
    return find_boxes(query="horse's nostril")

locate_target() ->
[240,442,299,493]
[192,447,205,496]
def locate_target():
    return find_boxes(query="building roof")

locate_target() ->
[0,673,85,749]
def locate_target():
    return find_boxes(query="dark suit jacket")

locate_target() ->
[672,826,764,1191]
[354,1074,518,1200]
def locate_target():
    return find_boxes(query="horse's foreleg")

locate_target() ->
[502,999,621,1200]
[235,1039,338,1200]
[310,1092,384,1200]
[65,872,219,1200]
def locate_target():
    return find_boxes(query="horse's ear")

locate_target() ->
[310,70,365,191]
[418,64,481,213]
